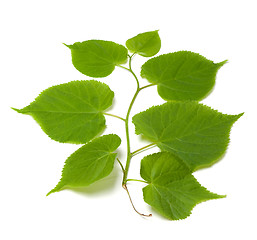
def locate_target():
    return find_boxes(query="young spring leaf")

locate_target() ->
[47,134,121,196]
[141,152,224,220]
[141,51,227,101]
[133,101,243,171]
[65,40,128,77]
[13,80,114,144]
[126,30,161,57]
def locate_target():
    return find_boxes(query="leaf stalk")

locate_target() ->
[126,179,148,184]
[139,83,156,91]
[116,158,125,175]
[103,112,125,122]
[122,184,152,217]
[131,143,157,157]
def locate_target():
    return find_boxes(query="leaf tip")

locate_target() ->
[11,107,22,113]
[234,112,244,122]
[46,190,53,197]
[238,112,244,118]
[217,59,228,67]
[46,181,65,196]
[46,189,58,197]
[63,43,71,49]
[220,194,227,199]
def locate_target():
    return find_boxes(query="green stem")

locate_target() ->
[103,112,125,122]
[126,179,148,184]
[123,88,140,184]
[131,143,157,157]
[139,83,156,91]
[121,55,141,185]
[119,55,156,185]
[119,54,152,217]
[116,158,125,175]
[118,65,130,71]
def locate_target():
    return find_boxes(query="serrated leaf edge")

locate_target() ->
[46,134,121,196]
[133,102,243,171]
[12,80,114,144]
[133,101,243,135]
[140,51,227,79]
[126,30,161,57]
[140,152,226,220]
[142,182,226,221]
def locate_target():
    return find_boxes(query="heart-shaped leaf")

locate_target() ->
[47,134,121,195]
[141,51,226,101]
[133,101,243,171]
[126,30,161,57]
[65,40,128,77]
[13,80,114,144]
[141,152,224,220]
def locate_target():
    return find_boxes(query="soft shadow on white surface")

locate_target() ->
[64,166,122,197]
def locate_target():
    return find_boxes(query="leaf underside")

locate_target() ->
[141,51,227,101]
[13,80,114,144]
[47,134,121,196]
[126,30,161,57]
[141,152,224,220]
[65,40,128,77]
[133,101,243,171]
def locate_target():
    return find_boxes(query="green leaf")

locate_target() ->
[141,152,224,220]
[133,101,243,171]
[65,40,128,77]
[13,80,114,144]
[47,134,121,196]
[141,51,227,101]
[126,30,161,57]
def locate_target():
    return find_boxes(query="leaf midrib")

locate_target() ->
[80,41,125,65]
[23,109,101,114]
[136,33,157,53]
[74,152,114,172]
[156,114,235,143]
[144,59,216,84]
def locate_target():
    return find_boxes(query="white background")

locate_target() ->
[1,0,256,239]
